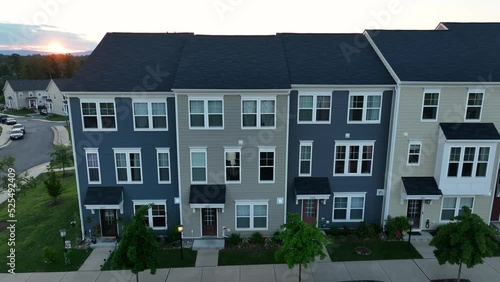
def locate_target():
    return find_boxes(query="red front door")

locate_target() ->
[407,200,422,229]
[202,208,217,236]
[302,199,318,226]
[490,170,500,222]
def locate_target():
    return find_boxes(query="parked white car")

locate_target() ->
[12,124,25,134]
[5,118,16,125]
[10,129,24,140]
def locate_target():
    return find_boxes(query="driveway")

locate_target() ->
[0,117,65,173]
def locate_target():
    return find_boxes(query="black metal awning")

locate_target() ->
[189,185,226,209]
[440,123,500,140]
[294,177,331,203]
[83,187,123,213]
[401,177,442,200]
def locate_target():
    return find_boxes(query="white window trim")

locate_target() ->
[132,200,168,230]
[80,99,117,131]
[234,200,269,231]
[156,148,171,184]
[464,89,484,122]
[113,148,143,184]
[190,148,208,184]
[420,89,440,122]
[332,192,366,222]
[188,98,224,129]
[241,97,277,129]
[407,141,422,166]
[84,148,101,184]
[132,99,168,131]
[258,146,276,184]
[439,196,474,223]
[333,140,375,176]
[299,141,314,176]
[224,147,241,184]
[447,146,491,178]
[297,92,332,124]
[347,92,383,124]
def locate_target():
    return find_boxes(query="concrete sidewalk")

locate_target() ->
[0,124,12,148]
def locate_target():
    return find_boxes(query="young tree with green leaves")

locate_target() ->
[112,205,160,282]
[49,144,73,176]
[43,171,63,204]
[430,206,500,282]
[276,213,328,282]
[0,155,38,198]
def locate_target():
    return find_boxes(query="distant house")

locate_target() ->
[47,79,71,116]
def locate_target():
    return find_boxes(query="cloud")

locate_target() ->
[0,22,98,52]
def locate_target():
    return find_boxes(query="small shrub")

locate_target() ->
[355,221,376,239]
[341,225,353,236]
[165,225,180,244]
[272,230,283,244]
[250,232,264,244]
[42,246,56,263]
[385,216,410,240]
[227,233,241,248]
[329,226,341,236]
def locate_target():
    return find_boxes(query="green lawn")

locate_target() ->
[219,249,284,265]
[47,115,69,121]
[3,109,36,116]
[102,249,197,270]
[0,172,91,272]
[327,240,422,262]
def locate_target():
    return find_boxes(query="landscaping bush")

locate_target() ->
[355,221,377,239]
[385,216,410,240]
[42,247,56,264]
[250,232,264,244]
[227,233,241,248]
[341,225,354,236]
[165,225,181,244]
[272,230,283,244]
[329,226,341,236]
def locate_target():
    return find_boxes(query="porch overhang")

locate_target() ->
[189,185,226,212]
[401,177,442,203]
[83,187,124,214]
[294,177,331,205]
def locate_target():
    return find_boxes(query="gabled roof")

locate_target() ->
[173,35,291,89]
[6,79,50,91]
[440,123,500,140]
[280,33,394,85]
[66,32,193,92]
[439,22,500,32]
[51,79,72,91]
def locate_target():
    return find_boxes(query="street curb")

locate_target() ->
[52,126,59,145]
[0,124,11,148]
[32,118,64,123]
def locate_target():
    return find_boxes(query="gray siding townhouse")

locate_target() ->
[3,79,50,109]
[281,34,395,227]
[172,35,291,238]
[65,33,191,239]
[366,22,500,231]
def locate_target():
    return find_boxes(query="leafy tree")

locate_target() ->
[276,213,328,282]
[49,145,73,176]
[112,205,160,282]
[0,156,38,198]
[10,54,21,78]
[43,171,63,204]
[430,206,500,282]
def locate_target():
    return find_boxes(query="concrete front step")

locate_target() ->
[192,238,225,250]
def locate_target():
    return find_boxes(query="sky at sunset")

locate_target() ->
[1,0,500,53]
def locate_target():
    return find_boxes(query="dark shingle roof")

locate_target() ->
[66,33,193,92]
[440,123,500,140]
[294,177,331,196]
[189,185,226,204]
[52,79,72,91]
[440,22,500,32]
[280,33,395,85]
[83,187,123,205]
[173,35,291,89]
[367,25,500,82]
[402,177,442,196]
[7,79,50,91]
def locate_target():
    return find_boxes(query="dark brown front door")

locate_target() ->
[491,170,500,222]
[202,208,217,236]
[407,200,422,229]
[302,199,318,226]
[100,209,117,237]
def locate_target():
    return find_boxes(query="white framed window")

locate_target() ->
[297,93,331,123]
[421,90,439,121]
[19,92,23,98]
[299,141,313,176]
[63,104,68,114]
[133,200,167,230]
[189,99,223,129]
[242,98,276,128]
[133,100,168,130]
[465,90,484,121]
[156,148,171,184]
[225,147,241,183]
[113,148,142,184]
[333,141,374,176]
[447,146,491,178]
[190,148,207,183]
[259,147,275,183]
[85,148,101,184]
[332,193,366,222]
[348,93,382,123]
[235,201,268,230]
[81,100,116,130]
[407,141,422,166]
[440,197,474,221]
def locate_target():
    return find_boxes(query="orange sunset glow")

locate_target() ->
[46,42,71,54]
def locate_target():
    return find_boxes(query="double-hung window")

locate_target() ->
[407,141,422,166]
[465,90,484,121]
[235,201,268,230]
[421,90,439,121]
[297,93,331,123]
[85,148,101,184]
[440,197,474,221]
[348,93,382,123]
[332,193,366,221]
[189,98,223,128]
[299,141,313,176]
[191,148,207,183]
[447,146,490,177]
[156,148,171,183]
[225,148,241,183]
[133,200,167,230]
[334,141,374,176]
[81,100,116,130]
[114,148,142,184]
[242,98,276,128]
[259,147,275,183]
[133,100,168,130]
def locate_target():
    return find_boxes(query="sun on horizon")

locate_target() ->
[46,42,71,54]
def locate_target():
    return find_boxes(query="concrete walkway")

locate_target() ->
[0,124,12,148]
[78,247,114,271]
[52,126,71,146]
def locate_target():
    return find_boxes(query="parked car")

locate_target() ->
[12,124,25,134]
[0,115,8,124]
[5,118,16,125]
[10,129,24,140]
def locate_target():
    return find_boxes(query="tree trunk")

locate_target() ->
[136,273,139,282]
[457,262,462,282]
[62,163,65,177]
[299,264,302,282]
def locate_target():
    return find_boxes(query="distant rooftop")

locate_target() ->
[6,79,50,91]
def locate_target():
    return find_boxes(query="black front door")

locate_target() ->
[407,200,422,229]
[100,209,117,237]
[202,208,217,236]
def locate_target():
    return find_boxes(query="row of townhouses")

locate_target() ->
[64,22,500,240]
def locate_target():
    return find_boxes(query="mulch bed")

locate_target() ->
[354,246,372,256]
